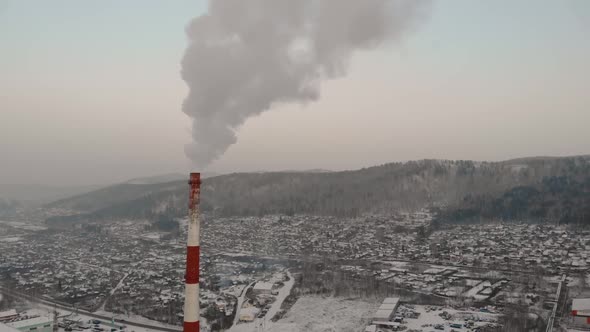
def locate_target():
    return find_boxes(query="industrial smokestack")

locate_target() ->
[183,173,201,332]
[181,0,431,168]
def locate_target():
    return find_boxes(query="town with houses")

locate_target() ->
[2,210,590,331]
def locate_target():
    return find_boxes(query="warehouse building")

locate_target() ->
[5,316,53,332]
[252,281,274,295]
[572,298,590,328]
[372,297,400,322]
[0,310,19,322]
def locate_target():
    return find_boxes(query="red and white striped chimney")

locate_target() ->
[184,172,201,332]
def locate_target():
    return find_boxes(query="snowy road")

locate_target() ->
[0,285,181,332]
[229,271,295,332]
[98,272,131,311]
[233,281,256,326]
[263,271,294,322]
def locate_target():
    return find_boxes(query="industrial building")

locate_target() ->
[239,306,260,322]
[4,316,53,332]
[364,325,377,332]
[372,297,400,322]
[0,310,18,322]
[252,282,274,295]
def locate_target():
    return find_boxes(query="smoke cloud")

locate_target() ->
[181,0,430,167]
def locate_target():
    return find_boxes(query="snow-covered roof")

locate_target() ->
[373,309,394,320]
[253,282,274,291]
[0,310,17,319]
[378,303,397,311]
[572,298,590,315]
[238,306,260,321]
[364,325,377,332]
[372,321,401,327]
[383,297,400,305]
[6,316,52,329]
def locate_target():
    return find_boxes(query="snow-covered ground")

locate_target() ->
[230,299,500,332]
[267,296,379,332]
[402,305,499,332]
[111,273,130,296]
[463,280,492,300]
[232,282,255,326]
[379,260,408,268]
[264,271,294,322]
[141,233,162,240]
[98,272,130,311]
[229,271,296,332]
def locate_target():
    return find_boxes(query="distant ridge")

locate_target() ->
[44,155,590,226]
[125,173,186,185]
[502,155,590,164]
[0,183,101,205]
[125,172,221,185]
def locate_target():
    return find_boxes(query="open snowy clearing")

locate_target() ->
[228,296,378,332]
[270,296,379,332]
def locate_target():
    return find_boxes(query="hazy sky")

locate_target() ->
[1,0,589,186]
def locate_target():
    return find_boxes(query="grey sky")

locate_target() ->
[1,0,589,186]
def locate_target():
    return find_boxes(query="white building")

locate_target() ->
[239,306,260,322]
[364,325,377,332]
[252,282,274,295]
[572,298,590,328]
[0,310,18,322]
[372,297,400,322]
[5,316,53,332]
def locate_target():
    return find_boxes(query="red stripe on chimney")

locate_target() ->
[185,246,200,284]
[184,321,199,332]
[189,173,201,208]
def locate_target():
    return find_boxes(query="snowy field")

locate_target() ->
[228,296,379,332]
[270,296,379,332]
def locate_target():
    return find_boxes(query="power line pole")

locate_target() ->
[53,304,59,332]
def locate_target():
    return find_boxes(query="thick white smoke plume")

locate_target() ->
[182,0,430,167]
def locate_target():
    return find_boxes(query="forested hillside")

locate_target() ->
[436,175,590,224]
[46,181,185,212]
[45,156,590,226]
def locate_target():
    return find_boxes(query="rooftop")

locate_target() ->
[6,316,52,329]
[0,310,17,319]
[253,282,274,291]
[573,298,590,314]
[383,297,400,305]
